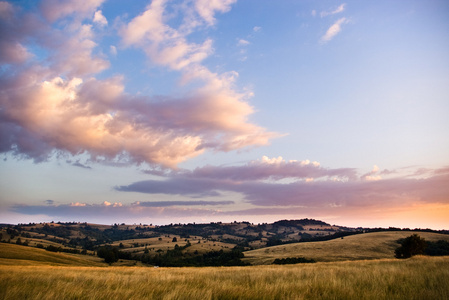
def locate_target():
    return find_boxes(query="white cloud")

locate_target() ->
[237,39,250,46]
[253,26,261,32]
[361,165,382,181]
[320,17,347,43]
[320,4,346,18]
[93,10,107,26]
[0,0,278,168]
[194,0,237,26]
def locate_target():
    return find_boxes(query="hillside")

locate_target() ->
[0,243,106,267]
[2,220,448,266]
[243,231,449,265]
[0,218,354,254]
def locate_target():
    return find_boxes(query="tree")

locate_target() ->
[97,246,119,264]
[172,237,177,242]
[395,234,427,259]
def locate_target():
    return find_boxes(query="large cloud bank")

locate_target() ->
[11,157,449,227]
[0,0,276,167]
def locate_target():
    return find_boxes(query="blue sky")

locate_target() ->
[1,0,448,229]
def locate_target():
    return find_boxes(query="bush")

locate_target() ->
[395,234,427,259]
[97,246,119,264]
[425,240,449,256]
[273,257,316,265]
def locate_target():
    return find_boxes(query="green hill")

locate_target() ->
[243,231,449,265]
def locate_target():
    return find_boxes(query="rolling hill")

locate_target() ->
[1,219,448,266]
[0,243,106,267]
[243,231,449,265]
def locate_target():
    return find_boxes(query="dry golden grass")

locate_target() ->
[0,256,448,299]
[244,231,449,264]
[0,243,105,267]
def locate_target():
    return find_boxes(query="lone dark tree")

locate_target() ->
[395,234,427,259]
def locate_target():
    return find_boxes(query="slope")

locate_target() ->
[243,231,449,265]
[0,243,106,267]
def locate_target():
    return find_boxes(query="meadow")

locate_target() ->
[1,231,449,299]
[1,256,449,300]
[244,231,449,264]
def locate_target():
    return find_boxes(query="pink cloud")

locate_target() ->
[8,166,449,228]
[0,1,276,167]
[187,156,357,181]
[40,0,105,22]
[118,164,449,212]
[321,17,347,43]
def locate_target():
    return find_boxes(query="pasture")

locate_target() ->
[244,231,449,264]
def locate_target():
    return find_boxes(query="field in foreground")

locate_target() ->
[1,256,449,300]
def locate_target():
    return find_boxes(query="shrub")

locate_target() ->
[425,240,449,256]
[395,234,427,259]
[273,257,316,265]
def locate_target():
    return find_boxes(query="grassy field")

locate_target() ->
[0,243,106,267]
[0,256,448,299]
[243,231,449,264]
[1,239,449,299]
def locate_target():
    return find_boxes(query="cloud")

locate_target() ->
[186,156,356,182]
[193,0,237,26]
[116,160,449,212]
[253,26,261,32]
[0,2,40,64]
[40,0,105,22]
[136,200,234,207]
[115,177,226,198]
[320,4,346,18]
[9,165,449,226]
[93,10,107,26]
[237,39,250,46]
[361,165,382,181]
[0,1,277,167]
[71,160,92,169]
[321,17,347,43]
[10,201,223,221]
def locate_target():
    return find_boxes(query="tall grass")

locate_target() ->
[1,256,448,300]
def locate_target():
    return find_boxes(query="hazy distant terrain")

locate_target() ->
[1,219,448,266]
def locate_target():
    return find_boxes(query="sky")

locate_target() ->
[1,0,448,229]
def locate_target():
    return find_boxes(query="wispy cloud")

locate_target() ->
[321,17,347,43]
[320,4,346,18]
[237,39,250,46]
